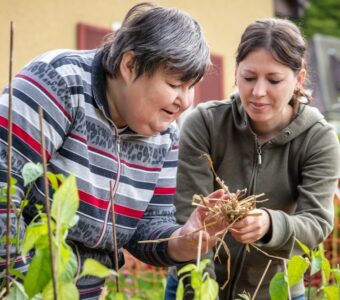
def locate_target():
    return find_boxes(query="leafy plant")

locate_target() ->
[269,239,340,300]
[1,162,116,299]
[176,259,218,300]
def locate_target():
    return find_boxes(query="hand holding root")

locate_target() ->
[167,189,229,262]
[229,208,271,244]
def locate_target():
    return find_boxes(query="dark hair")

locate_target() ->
[236,18,311,105]
[101,2,210,85]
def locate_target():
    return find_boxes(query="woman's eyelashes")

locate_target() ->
[243,77,282,85]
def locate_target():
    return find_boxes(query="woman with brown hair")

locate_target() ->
[166,18,340,300]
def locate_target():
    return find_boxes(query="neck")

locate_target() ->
[251,105,294,144]
[106,76,126,128]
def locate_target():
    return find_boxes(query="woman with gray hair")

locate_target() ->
[0,3,227,299]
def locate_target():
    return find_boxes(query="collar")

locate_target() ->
[91,51,112,122]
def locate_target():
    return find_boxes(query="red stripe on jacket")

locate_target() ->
[78,190,144,219]
[0,116,51,160]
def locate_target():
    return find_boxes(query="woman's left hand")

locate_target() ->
[229,209,271,244]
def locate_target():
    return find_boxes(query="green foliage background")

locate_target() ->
[298,0,340,39]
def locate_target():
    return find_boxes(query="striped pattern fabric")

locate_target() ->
[0,49,182,297]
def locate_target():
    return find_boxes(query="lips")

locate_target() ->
[250,102,269,110]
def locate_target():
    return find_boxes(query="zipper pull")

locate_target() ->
[257,145,262,165]
[116,136,121,154]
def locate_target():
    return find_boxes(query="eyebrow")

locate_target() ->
[241,69,284,76]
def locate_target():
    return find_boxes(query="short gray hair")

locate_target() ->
[101,2,211,84]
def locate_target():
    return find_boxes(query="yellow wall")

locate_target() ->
[0,0,273,97]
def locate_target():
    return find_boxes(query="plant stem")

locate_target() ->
[307,250,312,300]
[252,259,272,300]
[196,231,203,268]
[283,259,291,300]
[39,107,58,300]
[109,180,120,293]
[5,20,14,295]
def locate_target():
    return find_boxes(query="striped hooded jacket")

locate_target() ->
[0,49,182,275]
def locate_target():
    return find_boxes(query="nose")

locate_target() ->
[252,79,267,98]
[178,87,194,111]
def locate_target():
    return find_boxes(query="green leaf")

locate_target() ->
[114,292,127,300]
[198,259,210,273]
[236,292,251,300]
[20,199,29,210]
[51,174,79,226]
[22,162,43,186]
[21,222,48,260]
[321,285,339,300]
[191,269,202,290]
[295,238,311,259]
[269,272,288,300]
[311,255,322,275]
[9,266,26,281]
[201,276,219,300]
[42,280,79,300]
[6,280,29,300]
[287,255,309,287]
[58,243,78,282]
[79,258,115,279]
[0,236,17,244]
[176,279,184,300]
[35,204,44,212]
[24,248,52,298]
[47,172,59,191]
[177,263,196,276]
[331,268,340,285]
[321,256,331,282]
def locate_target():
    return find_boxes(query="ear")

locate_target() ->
[119,51,136,83]
[296,68,306,87]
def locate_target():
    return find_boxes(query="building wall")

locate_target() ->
[0,0,273,97]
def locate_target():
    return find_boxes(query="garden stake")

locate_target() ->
[109,180,120,292]
[5,20,14,295]
[39,107,58,300]
[252,259,272,300]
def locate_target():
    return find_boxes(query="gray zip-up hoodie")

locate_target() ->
[174,94,340,299]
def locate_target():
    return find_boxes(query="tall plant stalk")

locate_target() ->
[38,107,58,300]
[5,20,14,295]
[110,180,120,292]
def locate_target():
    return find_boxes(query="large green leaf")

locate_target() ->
[22,162,43,187]
[21,222,48,261]
[42,280,79,300]
[269,272,288,300]
[51,174,79,226]
[321,286,339,300]
[287,255,309,287]
[79,258,115,279]
[24,248,52,298]
[201,276,218,300]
